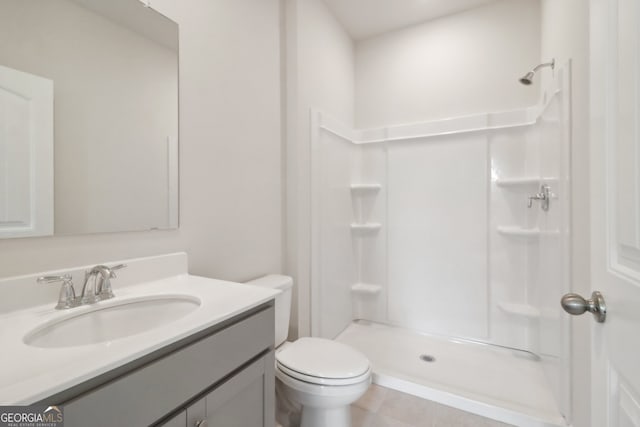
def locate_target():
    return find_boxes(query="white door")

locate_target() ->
[0,65,54,238]
[590,0,640,426]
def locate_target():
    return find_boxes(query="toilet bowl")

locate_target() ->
[245,275,371,427]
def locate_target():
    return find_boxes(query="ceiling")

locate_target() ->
[322,0,501,40]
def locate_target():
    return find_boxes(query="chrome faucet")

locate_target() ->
[80,264,126,304]
[39,264,126,310]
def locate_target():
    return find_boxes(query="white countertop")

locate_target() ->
[0,272,278,404]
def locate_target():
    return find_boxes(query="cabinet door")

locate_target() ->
[159,410,186,427]
[205,353,274,427]
[186,398,205,427]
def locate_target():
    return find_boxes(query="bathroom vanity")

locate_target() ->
[59,304,275,427]
[0,253,279,427]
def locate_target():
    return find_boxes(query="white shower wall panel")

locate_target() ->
[489,127,540,350]
[533,66,571,418]
[312,94,569,350]
[387,134,489,339]
[356,145,388,322]
[314,132,360,339]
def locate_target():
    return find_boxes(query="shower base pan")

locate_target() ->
[336,321,567,427]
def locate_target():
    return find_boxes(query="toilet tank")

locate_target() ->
[245,274,293,347]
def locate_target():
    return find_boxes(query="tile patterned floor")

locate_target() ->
[351,385,515,427]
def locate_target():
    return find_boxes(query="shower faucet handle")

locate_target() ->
[527,193,544,208]
[527,184,552,211]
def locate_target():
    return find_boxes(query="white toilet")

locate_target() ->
[246,275,371,427]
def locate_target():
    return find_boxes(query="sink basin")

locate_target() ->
[24,296,200,348]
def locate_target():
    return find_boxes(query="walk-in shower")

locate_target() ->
[309,65,572,427]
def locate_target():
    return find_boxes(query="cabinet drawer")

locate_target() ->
[64,305,274,427]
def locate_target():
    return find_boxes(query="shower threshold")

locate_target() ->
[336,321,567,427]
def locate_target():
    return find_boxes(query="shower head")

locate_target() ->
[519,58,555,85]
[519,71,536,85]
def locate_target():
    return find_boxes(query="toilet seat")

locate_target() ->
[275,337,370,386]
[277,362,371,386]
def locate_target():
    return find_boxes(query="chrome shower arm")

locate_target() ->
[519,58,555,85]
[532,59,555,72]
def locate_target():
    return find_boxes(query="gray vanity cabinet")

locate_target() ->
[52,304,275,427]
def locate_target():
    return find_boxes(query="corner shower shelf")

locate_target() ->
[497,226,560,237]
[495,177,540,187]
[495,176,559,188]
[350,183,382,194]
[497,226,541,237]
[351,223,382,233]
[498,302,541,319]
[351,283,382,296]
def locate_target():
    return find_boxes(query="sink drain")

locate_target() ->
[419,354,436,363]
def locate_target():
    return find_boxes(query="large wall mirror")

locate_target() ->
[0,0,179,238]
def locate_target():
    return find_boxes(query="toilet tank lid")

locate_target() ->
[245,274,293,291]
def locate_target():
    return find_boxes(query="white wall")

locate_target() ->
[285,0,355,337]
[540,2,591,427]
[0,0,283,284]
[355,0,540,128]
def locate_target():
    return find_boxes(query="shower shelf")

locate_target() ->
[498,302,541,319]
[497,226,541,237]
[350,183,382,194]
[497,226,560,237]
[495,177,540,187]
[495,176,559,187]
[351,283,382,296]
[351,223,382,233]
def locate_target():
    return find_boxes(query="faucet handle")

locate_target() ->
[96,264,127,300]
[107,264,127,278]
[37,274,78,310]
[37,274,72,284]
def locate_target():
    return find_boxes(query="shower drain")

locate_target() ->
[419,354,436,363]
